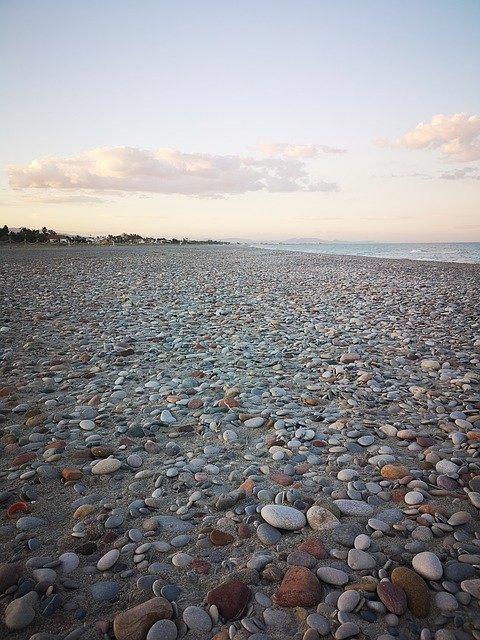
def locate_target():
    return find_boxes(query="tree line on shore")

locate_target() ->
[0,225,227,245]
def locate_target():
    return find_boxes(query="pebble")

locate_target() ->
[182,605,212,631]
[5,591,38,629]
[1,245,479,640]
[260,504,306,530]
[412,552,443,581]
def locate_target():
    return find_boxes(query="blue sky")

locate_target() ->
[1,0,479,240]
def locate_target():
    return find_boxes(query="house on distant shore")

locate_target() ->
[46,233,69,244]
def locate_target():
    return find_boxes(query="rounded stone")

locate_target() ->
[347,549,376,570]
[316,567,349,586]
[412,552,443,581]
[261,505,306,530]
[91,458,122,475]
[391,567,430,618]
[337,590,361,612]
[404,491,424,505]
[146,619,178,640]
[333,500,373,516]
[434,592,458,612]
[182,605,212,632]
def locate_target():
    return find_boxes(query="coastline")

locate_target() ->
[0,244,479,640]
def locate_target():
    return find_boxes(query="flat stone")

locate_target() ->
[182,605,212,631]
[377,581,408,615]
[316,567,349,586]
[261,504,306,530]
[306,506,341,530]
[460,579,480,599]
[15,516,46,531]
[91,458,122,475]
[435,592,459,611]
[89,581,121,601]
[335,622,360,639]
[97,549,120,571]
[273,566,323,607]
[333,500,373,516]
[244,417,265,428]
[412,552,443,580]
[113,597,173,640]
[207,580,251,620]
[306,613,330,635]
[391,566,430,618]
[257,523,282,545]
[209,530,234,546]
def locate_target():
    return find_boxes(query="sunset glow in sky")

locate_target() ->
[1,1,479,241]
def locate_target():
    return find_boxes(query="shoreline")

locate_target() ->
[0,245,479,640]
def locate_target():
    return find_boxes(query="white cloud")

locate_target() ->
[376,113,480,162]
[256,142,345,158]
[7,146,339,197]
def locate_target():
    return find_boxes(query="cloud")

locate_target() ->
[376,113,480,162]
[7,146,339,197]
[439,167,480,180]
[256,142,346,158]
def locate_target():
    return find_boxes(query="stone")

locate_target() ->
[306,506,341,530]
[377,581,408,615]
[274,566,323,607]
[15,516,46,531]
[113,597,173,640]
[337,590,361,612]
[182,605,212,631]
[0,562,22,593]
[316,567,349,586]
[90,581,121,601]
[261,504,306,530]
[347,549,376,570]
[207,580,251,620]
[434,592,458,612]
[257,523,282,545]
[404,491,424,505]
[209,529,234,546]
[244,417,265,428]
[391,566,430,618]
[412,552,443,581]
[460,579,480,599]
[97,549,120,571]
[5,591,38,629]
[146,619,178,640]
[333,500,373,516]
[335,622,360,639]
[91,458,122,474]
[298,538,328,559]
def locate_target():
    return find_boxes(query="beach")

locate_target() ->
[0,244,479,640]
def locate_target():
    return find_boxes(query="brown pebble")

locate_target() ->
[391,566,430,618]
[207,580,251,620]
[209,530,235,546]
[113,597,173,640]
[273,566,323,607]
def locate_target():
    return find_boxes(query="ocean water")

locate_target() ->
[251,242,480,264]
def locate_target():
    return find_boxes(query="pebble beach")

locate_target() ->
[1,243,479,640]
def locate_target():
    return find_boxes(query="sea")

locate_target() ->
[250,242,480,264]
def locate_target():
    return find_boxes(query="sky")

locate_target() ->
[1,0,479,242]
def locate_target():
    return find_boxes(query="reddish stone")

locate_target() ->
[25,408,41,419]
[295,463,309,475]
[270,473,294,486]
[12,453,36,466]
[218,398,239,408]
[377,581,408,615]
[391,567,430,618]
[0,386,16,397]
[209,530,234,546]
[90,446,113,458]
[239,479,255,495]
[113,597,172,640]
[187,398,203,409]
[192,558,211,575]
[467,431,480,441]
[62,468,83,481]
[207,580,251,620]
[390,489,407,502]
[416,437,435,447]
[237,523,253,538]
[418,504,446,516]
[311,440,327,448]
[273,566,323,607]
[25,414,44,428]
[44,441,66,450]
[298,538,328,560]
[78,354,91,363]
